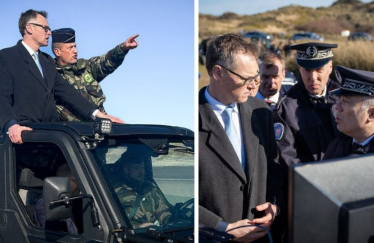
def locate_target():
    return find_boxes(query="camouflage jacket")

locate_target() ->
[55,45,129,121]
[115,181,172,229]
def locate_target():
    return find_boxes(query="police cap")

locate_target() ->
[330,66,374,97]
[52,28,75,43]
[290,42,338,70]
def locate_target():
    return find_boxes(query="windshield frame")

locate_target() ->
[89,134,194,234]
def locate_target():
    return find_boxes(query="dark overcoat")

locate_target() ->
[0,40,95,128]
[324,133,374,159]
[199,86,283,230]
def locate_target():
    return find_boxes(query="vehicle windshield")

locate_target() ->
[91,135,194,234]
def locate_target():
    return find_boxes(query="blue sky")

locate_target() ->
[200,0,373,16]
[0,0,195,131]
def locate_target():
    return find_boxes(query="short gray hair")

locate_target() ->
[51,42,62,56]
[361,97,374,111]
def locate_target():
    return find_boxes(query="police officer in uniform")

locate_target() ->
[51,28,139,121]
[324,66,374,159]
[273,42,340,166]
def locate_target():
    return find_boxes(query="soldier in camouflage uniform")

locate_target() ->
[51,28,139,121]
[114,158,172,229]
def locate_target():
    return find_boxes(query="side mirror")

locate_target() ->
[43,177,72,221]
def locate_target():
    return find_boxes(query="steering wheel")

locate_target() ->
[173,198,194,221]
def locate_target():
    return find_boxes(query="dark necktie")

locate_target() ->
[350,142,366,156]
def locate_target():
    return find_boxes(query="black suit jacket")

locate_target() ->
[324,133,374,160]
[199,87,283,229]
[0,40,95,128]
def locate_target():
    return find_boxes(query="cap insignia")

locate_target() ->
[306,46,318,58]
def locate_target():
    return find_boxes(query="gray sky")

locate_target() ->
[200,0,373,16]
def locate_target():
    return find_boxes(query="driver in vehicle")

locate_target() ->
[34,163,80,234]
[115,156,172,229]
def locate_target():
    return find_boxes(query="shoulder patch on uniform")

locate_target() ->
[274,123,284,141]
[84,73,94,83]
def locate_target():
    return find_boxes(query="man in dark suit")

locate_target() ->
[324,66,374,159]
[199,34,283,242]
[0,9,123,144]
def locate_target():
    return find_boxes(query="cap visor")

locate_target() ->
[329,88,342,96]
[297,58,330,70]
[329,87,370,96]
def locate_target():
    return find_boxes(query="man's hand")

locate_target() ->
[251,202,278,225]
[138,223,154,228]
[7,124,33,144]
[121,34,139,50]
[226,219,270,242]
[96,111,125,124]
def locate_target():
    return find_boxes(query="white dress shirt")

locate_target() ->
[22,41,40,67]
[22,41,99,120]
[204,87,244,164]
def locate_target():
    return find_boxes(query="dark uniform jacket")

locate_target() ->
[273,79,340,166]
[324,134,374,160]
[199,87,283,231]
[0,40,95,129]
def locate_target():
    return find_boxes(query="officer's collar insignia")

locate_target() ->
[274,123,284,141]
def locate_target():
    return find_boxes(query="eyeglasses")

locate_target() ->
[218,64,261,86]
[29,23,51,33]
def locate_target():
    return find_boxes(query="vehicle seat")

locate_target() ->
[18,168,44,225]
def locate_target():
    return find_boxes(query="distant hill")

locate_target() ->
[199,0,374,39]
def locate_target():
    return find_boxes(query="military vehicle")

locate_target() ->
[0,120,194,242]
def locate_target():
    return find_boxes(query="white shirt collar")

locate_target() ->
[21,41,38,57]
[309,86,327,99]
[204,86,239,116]
[353,133,374,146]
[256,91,279,103]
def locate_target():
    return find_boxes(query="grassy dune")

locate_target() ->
[199,1,374,88]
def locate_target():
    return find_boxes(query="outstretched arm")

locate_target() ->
[90,34,140,82]
[120,34,139,50]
